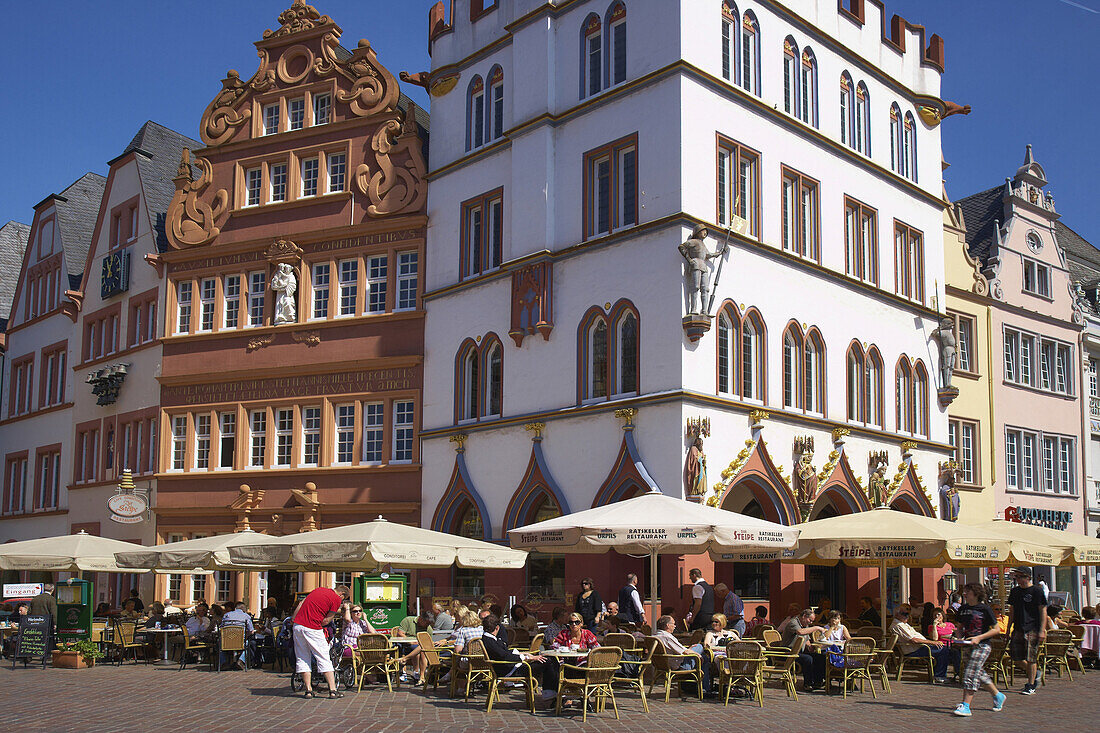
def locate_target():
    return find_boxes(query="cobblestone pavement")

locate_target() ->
[0,661,1094,732]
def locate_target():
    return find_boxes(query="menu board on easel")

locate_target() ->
[12,615,52,669]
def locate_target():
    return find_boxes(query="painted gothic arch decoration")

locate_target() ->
[166,1,426,249]
[886,447,936,516]
[503,423,571,530]
[809,449,871,518]
[591,409,659,507]
[709,435,800,526]
[431,436,493,540]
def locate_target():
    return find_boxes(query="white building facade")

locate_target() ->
[419,0,954,615]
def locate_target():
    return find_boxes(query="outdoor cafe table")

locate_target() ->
[141,626,181,666]
[1080,625,1100,655]
[541,648,590,660]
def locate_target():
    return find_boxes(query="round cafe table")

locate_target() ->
[1080,624,1100,655]
[143,626,181,666]
[541,648,590,660]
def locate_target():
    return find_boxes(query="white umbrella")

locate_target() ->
[227,516,528,571]
[0,531,146,573]
[507,491,799,628]
[114,529,273,571]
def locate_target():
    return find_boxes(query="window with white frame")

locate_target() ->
[269,163,288,203]
[949,311,975,373]
[799,48,817,127]
[367,255,387,313]
[1090,359,1097,398]
[199,278,216,332]
[844,197,877,284]
[250,410,267,468]
[5,458,27,513]
[171,416,187,470]
[288,97,305,131]
[783,37,799,115]
[362,402,384,463]
[338,259,358,316]
[781,167,819,260]
[488,69,504,142]
[219,412,235,469]
[335,404,355,464]
[313,93,331,125]
[485,342,503,417]
[301,406,321,466]
[312,263,330,319]
[741,314,763,401]
[245,168,262,207]
[195,414,211,469]
[397,252,418,311]
[582,14,602,97]
[1023,258,1051,297]
[467,76,485,150]
[584,136,636,239]
[263,103,279,135]
[840,73,855,149]
[1004,327,1073,394]
[275,408,293,467]
[608,3,627,87]
[301,157,319,198]
[721,3,738,83]
[192,572,207,603]
[176,281,192,334]
[328,153,346,193]
[459,346,479,421]
[393,400,414,462]
[215,571,231,602]
[224,275,240,329]
[893,221,924,303]
[716,137,759,238]
[167,574,182,603]
[461,191,503,279]
[717,310,735,395]
[741,12,759,95]
[1006,427,1048,491]
[855,82,870,155]
[903,112,917,182]
[248,272,266,326]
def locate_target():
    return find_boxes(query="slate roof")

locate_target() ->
[49,172,107,285]
[955,185,1004,265]
[0,220,30,322]
[120,121,202,253]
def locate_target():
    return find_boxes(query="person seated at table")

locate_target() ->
[703,613,736,659]
[450,609,484,653]
[480,614,553,701]
[93,602,113,618]
[918,602,938,639]
[544,606,570,643]
[431,602,454,633]
[1082,606,1100,625]
[118,598,141,621]
[221,599,256,669]
[781,608,827,691]
[820,610,852,671]
[170,603,212,660]
[144,602,167,628]
[857,596,881,628]
[209,604,225,628]
[553,613,599,650]
[744,606,769,636]
[992,602,1009,634]
[391,611,429,640]
[264,596,281,620]
[1,603,29,657]
[1046,605,1065,631]
[245,606,281,667]
[602,614,645,641]
[510,604,538,635]
[653,614,712,695]
[126,588,145,614]
[890,604,959,683]
[928,608,956,642]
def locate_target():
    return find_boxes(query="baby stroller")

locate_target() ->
[289,620,348,692]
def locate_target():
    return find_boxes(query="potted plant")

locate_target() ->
[52,638,104,669]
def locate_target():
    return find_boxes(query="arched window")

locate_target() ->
[456,502,484,539]
[896,357,913,434]
[606,2,627,88]
[800,48,818,127]
[741,309,765,402]
[741,12,760,96]
[590,319,609,399]
[856,82,870,155]
[804,329,825,415]
[782,37,799,115]
[889,103,902,174]
[903,112,917,182]
[846,343,864,422]
[847,342,882,426]
[866,347,883,427]
[485,340,503,418]
[581,13,602,98]
[914,361,929,438]
[487,66,505,142]
[721,2,739,83]
[457,341,479,421]
[783,326,803,409]
[466,76,485,151]
[840,73,855,148]
[717,306,739,395]
[615,310,638,396]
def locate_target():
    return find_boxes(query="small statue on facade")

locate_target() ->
[792,436,817,505]
[271,262,298,325]
[683,435,708,499]
[933,317,956,388]
[678,224,725,315]
[939,462,961,522]
[868,451,889,508]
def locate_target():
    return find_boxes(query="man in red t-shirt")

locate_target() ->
[292,585,351,698]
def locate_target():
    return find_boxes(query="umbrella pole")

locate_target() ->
[999,565,1007,611]
[649,549,659,631]
[879,558,887,637]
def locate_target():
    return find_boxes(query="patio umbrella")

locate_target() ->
[717,507,1047,634]
[114,529,274,571]
[507,491,800,629]
[226,516,528,571]
[0,531,146,573]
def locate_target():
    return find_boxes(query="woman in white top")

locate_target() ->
[821,610,851,644]
[703,613,737,652]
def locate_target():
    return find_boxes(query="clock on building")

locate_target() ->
[100,249,130,299]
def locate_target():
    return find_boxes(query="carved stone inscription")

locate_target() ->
[163,367,416,406]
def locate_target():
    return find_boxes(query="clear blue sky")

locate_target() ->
[1,1,1097,246]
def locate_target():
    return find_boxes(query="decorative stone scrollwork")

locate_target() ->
[201,70,252,146]
[265,238,304,264]
[165,149,228,249]
[264,0,332,39]
[706,439,756,507]
[246,334,275,352]
[339,40,400,118]
[355,112,428,217]
[292,330,321,346]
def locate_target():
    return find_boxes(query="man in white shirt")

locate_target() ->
[890,605,958,683]
[618,574,645,625]
[653,615,711,694]
[169,604,211,660]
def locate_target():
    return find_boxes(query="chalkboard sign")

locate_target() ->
[12,615,52,668]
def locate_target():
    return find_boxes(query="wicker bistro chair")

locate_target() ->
[646,635,703,703]
[1066,625,1088,674]
[718,640,766,707]
[450,638,493,700]
[178,625,212,671]
[868,634,895,694]
[526,634,544,654]
[761,646,799,700]
[355,633,402,692]
[509,628,532,650]
[751,624,775,639]
[557,647,624,721]
[609,636,657,713]
[893,635,934,683]
[216,625,247,672]
[824,637,877,699]
[982,636,1013,687]
[464,638,539,713]
[761,629,782,647]
[860,627,885,646]
[415,631,450,693]
[601,633,639,651]
[1039,629,1075,683]
[112,620,149,666]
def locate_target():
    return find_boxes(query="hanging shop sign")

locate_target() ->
[108,493,147,524]
[1004,506,1072,531]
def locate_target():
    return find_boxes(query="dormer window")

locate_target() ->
[1023,258,1051,298]
[263,103,280,135]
